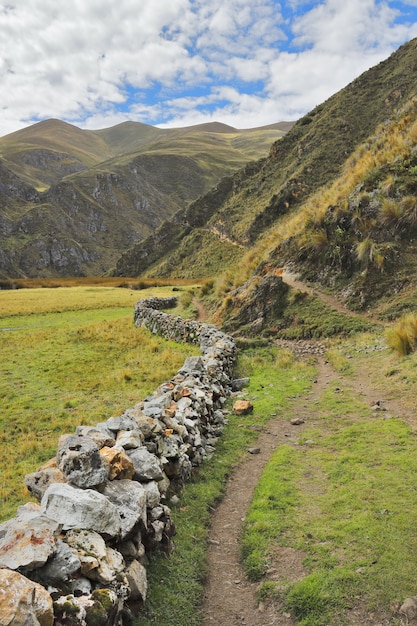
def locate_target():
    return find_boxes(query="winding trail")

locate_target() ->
[282,271,369,319]
[199,272,412,625]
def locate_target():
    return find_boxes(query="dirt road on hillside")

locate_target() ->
[282,271,372,319]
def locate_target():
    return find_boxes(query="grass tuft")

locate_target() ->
[385,313,417,356]
[285,569,355,626]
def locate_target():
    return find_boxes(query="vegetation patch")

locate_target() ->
[385,313,417,356]
[276,293,375,339]
[241,445,299,581]
[145,228,244,280]
[243,346,417,625]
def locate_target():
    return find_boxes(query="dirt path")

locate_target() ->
[193,297,208,322]
[201,346,415,625]
[200,271,414,625]
[282,270,377,321]
[201,354,341,625]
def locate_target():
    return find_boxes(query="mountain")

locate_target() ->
[113,38,417,326]
[0,119,289,278]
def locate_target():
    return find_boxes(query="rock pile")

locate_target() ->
[0,297,237,625]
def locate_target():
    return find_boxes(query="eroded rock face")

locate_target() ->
[226,272,289,332]
[0,569,54,626]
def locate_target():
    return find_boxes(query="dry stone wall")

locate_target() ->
[0,297,237,626]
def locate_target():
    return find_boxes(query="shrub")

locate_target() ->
[400,195,417,227]
[385,313,417,356]
[380,174,397,197]
[179,290,193,309]
[0,280,21,290]
[385,325,412,356]
[355,238,376,268]
[199,279,215,296]
[379,198,403,231]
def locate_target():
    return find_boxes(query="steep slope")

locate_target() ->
[264,96,417,314]
[0,120,288,278]
[113,38,417,290]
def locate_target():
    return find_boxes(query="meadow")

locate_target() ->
[0,281,200,520]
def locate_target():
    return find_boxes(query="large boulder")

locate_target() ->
[99,446,135,480]
[65,529,125,585]
[102,479,147,539]
[126,559,148,602]
[53,589,121,626]
[0,514,60,572]
[35,539,81,585]
[127,446,164,482]
[24,457,67,502]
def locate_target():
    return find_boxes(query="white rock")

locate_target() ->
[41,483,122,538]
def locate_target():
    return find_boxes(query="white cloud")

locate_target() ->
[0,0,416,135]
[292,0,407,52]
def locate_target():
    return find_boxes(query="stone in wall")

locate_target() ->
[0,568,54,626]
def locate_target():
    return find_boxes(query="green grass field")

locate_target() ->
[0,283,199,520]
[241,332,417,626]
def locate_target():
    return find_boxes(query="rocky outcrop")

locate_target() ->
[223,273,289,334]
[0,297,237,624]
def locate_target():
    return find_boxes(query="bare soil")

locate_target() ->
[200,275,413,626]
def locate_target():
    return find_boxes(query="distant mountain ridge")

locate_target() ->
[0,119,290,277]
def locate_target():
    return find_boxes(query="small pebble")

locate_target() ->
[291,417,305,425]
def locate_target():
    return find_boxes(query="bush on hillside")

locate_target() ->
[385,313,417,356]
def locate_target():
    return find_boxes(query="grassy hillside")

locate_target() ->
[0,119,113,189]
[0,119,288,192]
[265,96,417,312]
[123,38,417,303]
[0,119,288,278]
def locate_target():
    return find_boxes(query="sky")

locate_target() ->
[1,0,417,136]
